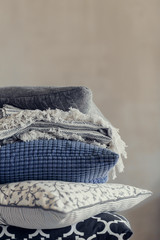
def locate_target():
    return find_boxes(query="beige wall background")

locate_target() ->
[0,1,159,239]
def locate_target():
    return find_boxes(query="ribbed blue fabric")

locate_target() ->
[0,139,118,184]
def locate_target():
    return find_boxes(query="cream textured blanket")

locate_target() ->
[0,104,127,179]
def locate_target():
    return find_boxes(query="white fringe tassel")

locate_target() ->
[1,105,127,179]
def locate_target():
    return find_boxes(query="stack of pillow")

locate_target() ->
[0,86,151,240]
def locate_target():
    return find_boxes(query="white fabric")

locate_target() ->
[0,181,152,229]
[1,104,127,178]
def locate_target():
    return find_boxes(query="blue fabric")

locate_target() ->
[0,139,118,184]
[0,213,133,240]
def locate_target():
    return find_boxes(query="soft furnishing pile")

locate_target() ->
[0,86,151,240]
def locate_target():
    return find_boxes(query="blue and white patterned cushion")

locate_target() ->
[0,212,133,240]
[0,139,118,184]
[0,180,152,229]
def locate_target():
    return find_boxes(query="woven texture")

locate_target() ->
[0,139,118,184]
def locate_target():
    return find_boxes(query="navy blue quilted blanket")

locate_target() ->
[0,139,118,184]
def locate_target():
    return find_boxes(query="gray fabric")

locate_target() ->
[0,86,92,114]
[0,105,112,147]
[0,121,112,147]
[0,86,110,120]
[0,110,2,119]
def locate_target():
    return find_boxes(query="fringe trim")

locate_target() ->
[0,105,127,179]
[20,130,107,148]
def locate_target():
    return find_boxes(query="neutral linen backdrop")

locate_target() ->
[0,1,159,239]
